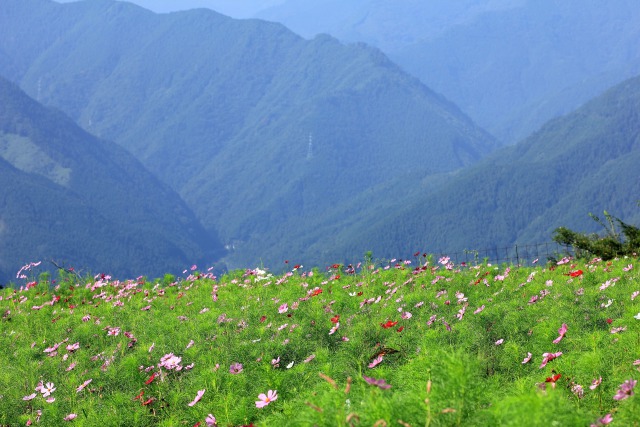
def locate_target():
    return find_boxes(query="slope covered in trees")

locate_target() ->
[256,0,640,143]
[0,77,224,283]
[334,74,640,262]
[0,0,498,270]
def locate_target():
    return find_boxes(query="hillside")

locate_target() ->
[256,0,640,143]
[0,76,225,284]
[0,0,498,270]
[2,254,639,425]
[334,74,640,262]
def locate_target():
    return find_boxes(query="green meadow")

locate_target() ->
[1,255,638,426]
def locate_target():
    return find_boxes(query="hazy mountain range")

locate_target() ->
[0,0,638,280]
[53,0,640,143]
[0,76,224,283]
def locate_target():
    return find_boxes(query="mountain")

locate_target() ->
[0,0,498,269]
[334,74,640,262]
[255,0,640,143]
[56,0,287,18]
[0,76,225,284]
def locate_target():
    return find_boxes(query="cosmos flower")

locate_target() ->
[205,414,217,426]
[613,379,636,401]
[229,362,243,374]
[188,389,205,407]
[362,375,391,389]
[41,382,56,397]
[539,352,562,369]
[255,390,278,408]
[552,323,568,344]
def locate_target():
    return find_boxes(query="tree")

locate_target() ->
[553,206,640,260]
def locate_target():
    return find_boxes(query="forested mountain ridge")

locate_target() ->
[0,0,498,269]
[333,74,640,261]
[0,76,225,283]
[256,0,640,144]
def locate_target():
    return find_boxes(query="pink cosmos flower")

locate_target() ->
[63,414,77,421]
[539,351,562,369]
[593,413,613,425]
[41,382,56,397]
[522,352,532,364]
[255,389,278,408]
[23,393,37,401]
[229,362,243,374]
[66,342,80,352]
[329,322,339,335]
[368,355,384,368]
[495,339,504,346]
[76,379,92,393]
[159,353,182,370]
[613,379,636,401]
[187,389,205,407]
[362,375,391,389]
[278,303,288,314]
[590,377,602,390]
[552,323,568,344]
[205,414,217,426]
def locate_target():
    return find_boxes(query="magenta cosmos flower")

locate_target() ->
[613,379,636,401]
[255,390,278,408]
[552,323,568,344]
[229,362,243,374]
[362,375,391,389]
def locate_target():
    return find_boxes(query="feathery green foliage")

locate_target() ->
[1,255,638,426]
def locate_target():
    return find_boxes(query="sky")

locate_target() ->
[54,0,287,18]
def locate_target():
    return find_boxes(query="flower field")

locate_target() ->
[1,255,639,426]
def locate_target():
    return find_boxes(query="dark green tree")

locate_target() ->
[553,204,640,260]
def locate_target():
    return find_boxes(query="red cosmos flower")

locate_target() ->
[330,315,340,324]
[381,321,398,329]
[546,374,562,383]
[142,398,154,406]
[311,288,323,297]
[145,372,156,385]
[397,326,404,332]
[565,270,583,277]
[260,315,267,323]
[331,264,341,269]
[606,318,613,324]
[133,390,144,401]
[357,292,363,296]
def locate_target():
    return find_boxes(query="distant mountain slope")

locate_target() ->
[255,0,640,144]
[336,74,640,261]
[0,0,498,269]
[0,77,224,284]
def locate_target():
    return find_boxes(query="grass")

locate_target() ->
[0,255,639,426]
